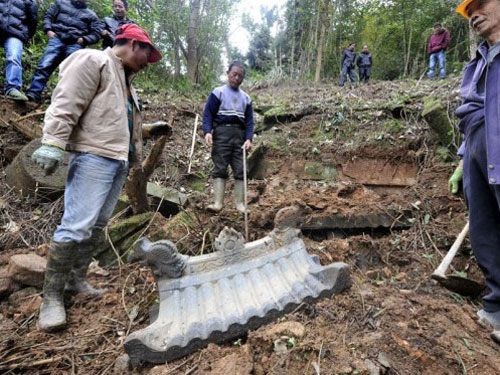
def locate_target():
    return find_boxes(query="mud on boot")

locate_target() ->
[207,178,225,212]
[38,241,77,332]
[234,179,247,213]
[65,230,106,296]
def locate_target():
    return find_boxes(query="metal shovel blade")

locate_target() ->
[431,274,484,297]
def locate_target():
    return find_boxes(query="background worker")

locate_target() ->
[357,44,373,83]
[427,22,451,79]
[203,61,254,213]
[26,0,102,103]
[339,43,357,87]
[31,23,161,332]
[101,0,134,49]
[0,0,38,101]
[450,0,500,337]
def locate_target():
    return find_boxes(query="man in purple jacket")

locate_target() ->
[427,22,451,79]
[450,0,500,338]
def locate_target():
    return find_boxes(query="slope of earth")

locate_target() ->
[1,77,498,374]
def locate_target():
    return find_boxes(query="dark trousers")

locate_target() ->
[359,66,371,82]
[27,37,82,100]
[211,125,245,180]
[339,64,356,86]
[463,125,500,312]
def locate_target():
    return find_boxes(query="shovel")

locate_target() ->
[431,222,484,297]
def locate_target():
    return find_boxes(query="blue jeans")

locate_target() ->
[53,153,129,243]
[427,50,446,79]
[3,37,24,94]
[463,125,500,313]
[27,37,82,100]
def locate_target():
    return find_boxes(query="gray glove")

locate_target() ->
[31,144,65,175]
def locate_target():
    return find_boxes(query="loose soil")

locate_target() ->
[1,77,498,374]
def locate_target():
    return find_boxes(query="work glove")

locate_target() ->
[31,144,65,175]
[448,165,463,194]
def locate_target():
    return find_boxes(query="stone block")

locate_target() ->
[8,253,46,287]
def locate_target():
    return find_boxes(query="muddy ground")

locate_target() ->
[1,77,499,374]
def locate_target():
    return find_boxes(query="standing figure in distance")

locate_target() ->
[427,22,451,79]
[26,0,102,103]
[357,44,372,84]
[203,61,254,213]
[339,43,357,87]
[0,0,38,101]
[101,0,134,50]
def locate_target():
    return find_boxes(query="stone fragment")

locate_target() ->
[8,254,46,287]
[210,348,253,375]
[8,287,39,308]
[113,354,131,374]
[5,138,68,199]
[264,321,306,339]
[0,267,19,299]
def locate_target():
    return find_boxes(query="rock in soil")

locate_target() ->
[8,253,46,287]
[209,347,253,375]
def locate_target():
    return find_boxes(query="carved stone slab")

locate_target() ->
[124,226,351,366]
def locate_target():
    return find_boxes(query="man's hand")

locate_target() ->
[77,37,84,45]
[47,30,56,38]
[205,133,213,146]
[31,144,65,175]
[448,164,463,195]
[243,139,252,151]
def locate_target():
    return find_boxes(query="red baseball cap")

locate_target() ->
[115,24,162,63]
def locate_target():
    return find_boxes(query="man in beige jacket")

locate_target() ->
[31,23,161,332]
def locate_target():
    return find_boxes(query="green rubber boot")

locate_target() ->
[207,178,226,212]
[38,241,77,332]
[234,180,247,213]
[65,229,106,296]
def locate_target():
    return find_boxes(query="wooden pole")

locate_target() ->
[242,145,249,241]
[187,114,199,174]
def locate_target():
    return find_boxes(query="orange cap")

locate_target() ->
[456,0,475,18]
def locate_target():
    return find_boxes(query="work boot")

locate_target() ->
[207,178,225,212]
[477,309,500,330]
[38,241,77,332]
[65,229,106,296]
[5,88,28,102]
[234,180,247,213]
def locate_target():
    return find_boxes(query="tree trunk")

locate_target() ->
[314,18,326,82]
[187,0,201,84]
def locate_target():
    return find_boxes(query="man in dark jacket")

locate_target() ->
[427,22,451,79]
[449,0,500,340]
[26,0,102,103]
[357,44,372,83]
[101,0,134,49]
[339,43,357,87]
[0,0,38,101]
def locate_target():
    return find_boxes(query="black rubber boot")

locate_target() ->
[38,241,77,332]
[65,229,106,296]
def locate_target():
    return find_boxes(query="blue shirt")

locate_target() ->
[202,84,254,141]
[456,42,500,183]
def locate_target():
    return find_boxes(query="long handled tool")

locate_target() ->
[187,114,199,174]
[431,221,484,297]
[242,145,249,241]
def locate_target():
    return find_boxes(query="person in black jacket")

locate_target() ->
[0,0,38,101]
[339,43,357,87]
[26,0,102,103]
[357,44,373,83]
[101,0,134,49]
